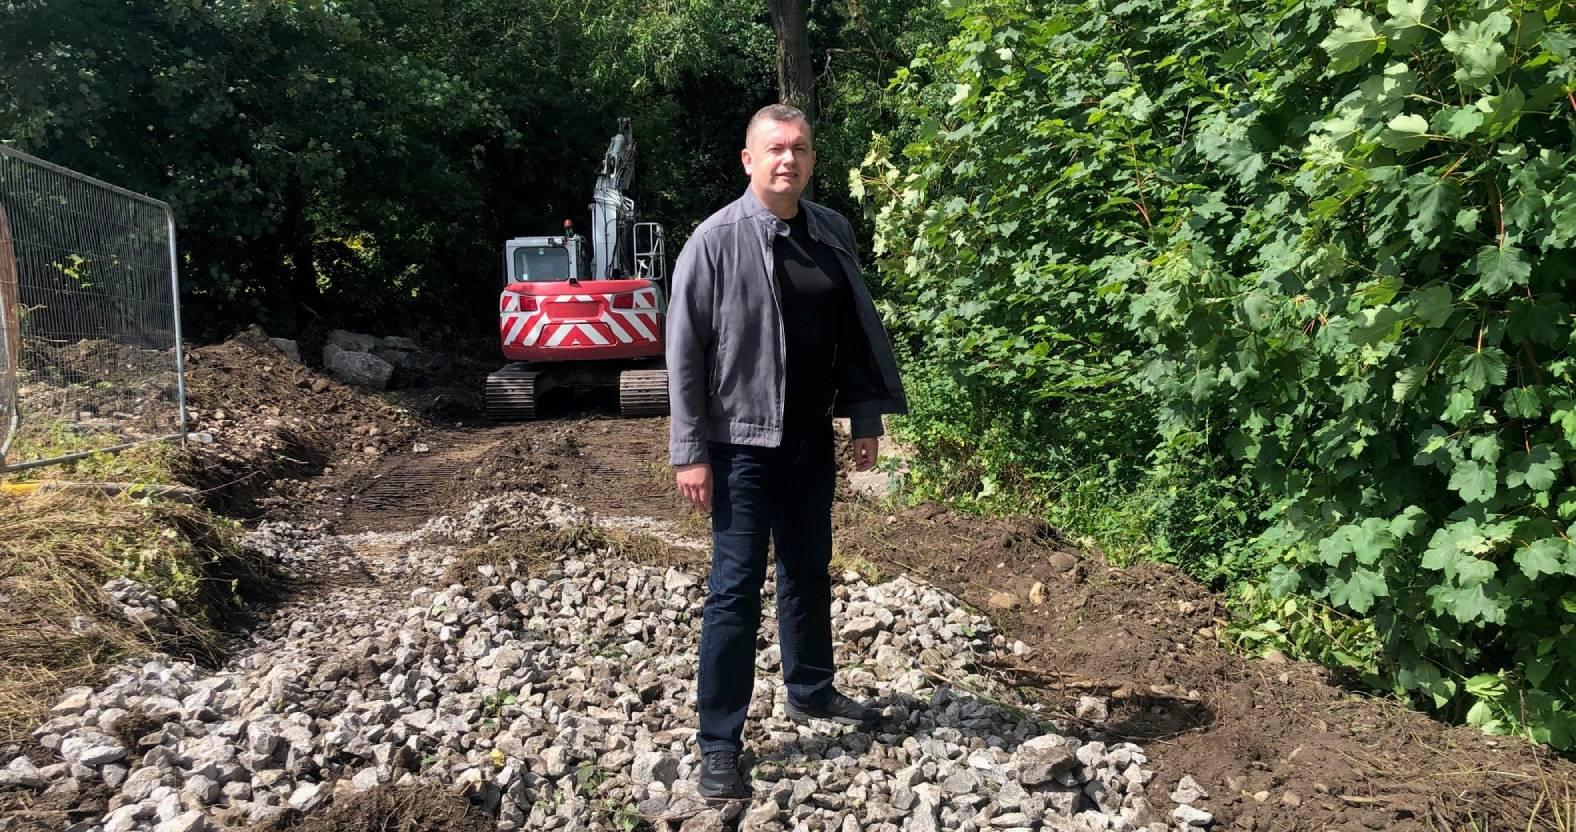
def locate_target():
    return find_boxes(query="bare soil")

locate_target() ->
[251,784,494,832]
[6,334,1571,831]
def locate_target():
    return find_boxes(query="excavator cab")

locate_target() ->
[504,231,590,284]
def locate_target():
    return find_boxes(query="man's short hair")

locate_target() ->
[746,104,813,145]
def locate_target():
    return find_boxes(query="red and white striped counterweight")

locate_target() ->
[498,278,663,362]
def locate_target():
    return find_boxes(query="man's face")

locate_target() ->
[742,118,815,201]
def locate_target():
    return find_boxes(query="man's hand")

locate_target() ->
[675,463,713,514]
[852,437,880,472]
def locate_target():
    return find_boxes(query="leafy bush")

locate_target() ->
[862,0,1576,747]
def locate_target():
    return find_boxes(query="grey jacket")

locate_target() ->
[666,187,908,467]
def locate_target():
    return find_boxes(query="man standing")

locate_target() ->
[666,104,909,800]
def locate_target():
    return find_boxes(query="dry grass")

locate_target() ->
[1436,752,1576,832]
[0,490,271,741]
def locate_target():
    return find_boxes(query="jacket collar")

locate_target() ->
[739,186,827,245]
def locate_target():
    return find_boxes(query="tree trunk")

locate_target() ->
[281,177,322,330]
[767,0,816,199]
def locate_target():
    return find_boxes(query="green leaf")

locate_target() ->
[1322,9,1385,74]
[1476,87,1526,138]
[1405,660,1458,707]
[1448,458,1498,503]
[1351,307,1402,345]
[1438,106,1485,138]
[1506,445,1561,491]
[1407,178,1459,241]
[1465,698,1501,729]
[1514,539,1565,579]
[1329,567,1389,613]
[1393,366,1426,402]
[1441,13,1512,89]
[1411,285,1454,327]
[1430,583,1505,624]
[1266,563,1301,596]
[1380,113,1430,151]
[1389,505,1428,538]
[1468,245,1531,296]
[1382,0,1433,49]
[1444,388,1478,423]
[1423,519,1501,578]
[1454,348,1509,393]
[1359,276,1403,307]
[1465,672,1508,699]
[1526,657,1553,688]
[1469,433,1500,463]
[1504,387,1542,419]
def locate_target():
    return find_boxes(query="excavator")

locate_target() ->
[485,119,669,420]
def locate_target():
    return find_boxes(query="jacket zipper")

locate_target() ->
[760,218,789,429]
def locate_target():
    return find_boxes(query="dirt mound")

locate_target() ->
[12,337,182,442]
[838,500,1576,832]
[180,329,427,515]
[457,419,692,521]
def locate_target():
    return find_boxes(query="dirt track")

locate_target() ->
[3,335,1572,831]
[312,410,1573,832]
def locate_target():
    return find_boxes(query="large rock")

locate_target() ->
[1017,737,1078,786]
[631,751,679,787]
[678,810,726,832]
[327,329,379,352]
[0,756,44,788]
[1170,774,1209,806]
[59,732,125,767]
[379,335,421,351]
[289,781,327,812]
[154,810,216,832]
[327,350,394,390]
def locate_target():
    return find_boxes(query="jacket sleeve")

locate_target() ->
[666,230,715,466]
[832,214,886,440]
[836,302,885,439]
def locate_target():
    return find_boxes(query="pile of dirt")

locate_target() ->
[455,419,693,522]
[251,784,493,832]
[7,337,184,459]
[837,499,1576,831]
[179,328,428,515]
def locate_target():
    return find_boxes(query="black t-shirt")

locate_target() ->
[774,208,851,430]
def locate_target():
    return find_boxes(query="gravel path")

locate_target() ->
[7,493,1214,832]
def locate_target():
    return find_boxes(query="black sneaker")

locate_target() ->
[696,749,750,800]
[786,690,881,726]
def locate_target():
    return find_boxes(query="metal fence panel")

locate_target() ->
[0,145,185,473]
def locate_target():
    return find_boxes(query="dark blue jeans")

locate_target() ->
[696,429,837,753]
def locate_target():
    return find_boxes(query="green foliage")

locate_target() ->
[864,0,1576,747]
[0,0,939,340]
[890,346,1262,585]
[0,0,768,339]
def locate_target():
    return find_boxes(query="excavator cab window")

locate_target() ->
[512,246,571,282]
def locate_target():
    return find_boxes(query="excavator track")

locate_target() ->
[618,369,669,417]
[486,364,540,421]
